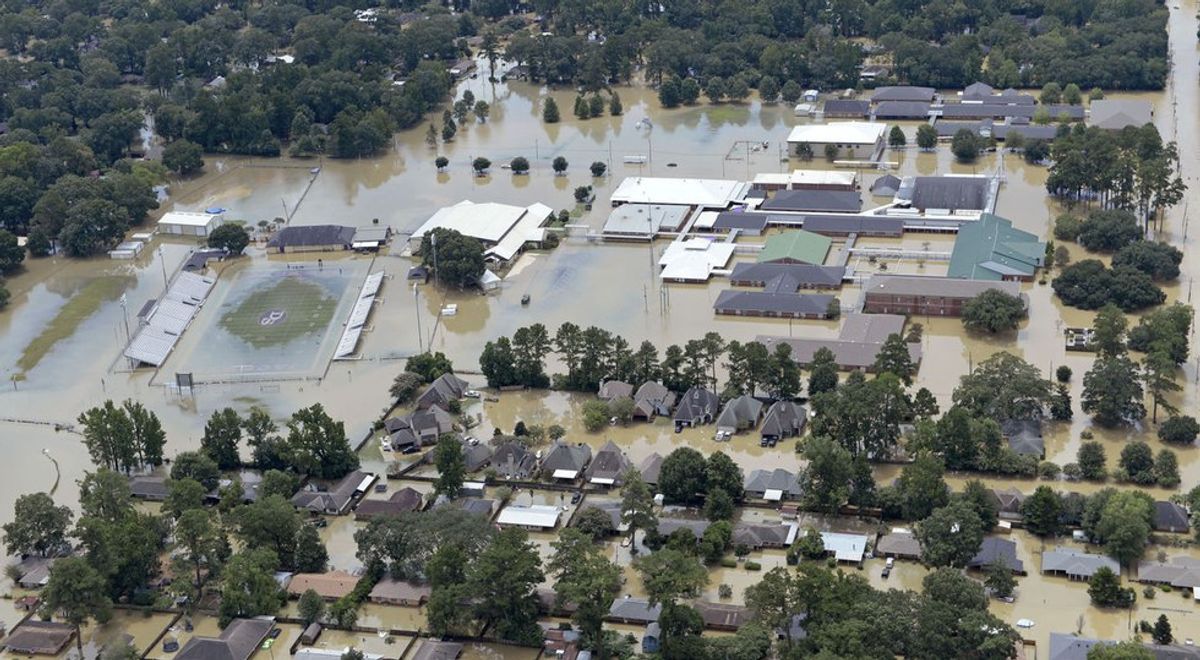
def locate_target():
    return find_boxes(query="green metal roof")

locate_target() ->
[947,213,1044,280]
[757,230,832,265]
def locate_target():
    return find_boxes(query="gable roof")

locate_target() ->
[354,488,423,520]
[585,440,632,484]
[176,618,275,660]
[1089,99,1153,130]
[744,468,802,498]
[989,487,1025,515]
[634,381,675,417]
[870,174,902,196]
[822,99,870,116]
[290,470,371,514]
[129,475,170,500]
[640,453,664,485]
[4,621,75,656]
[872,101,932,119]
[598,380,634,400]
[948,213,1044,281]
[608,597,662,623]
[416,373,469,409]
[714,290,833,317]
[1154,501,1190,532]
[730,262,846,288]
[760,189,862,213]
[760,401,807,438]
[968,537,1024,573]
[542,442,592,474]
[493,442,536,479]
[693,602,750,630]
[757,230,833,265]
[410,640,465,660]
[674,387,720,422]
[733,522,795,548]
[1138,556,1200,588]
[870,86,936,103]
[1042,547,1119,578]
[876,531,922,558]
[907,176,991,212]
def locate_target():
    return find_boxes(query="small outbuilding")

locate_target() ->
[157,211,224,237]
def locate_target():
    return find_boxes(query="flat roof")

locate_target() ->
[158,211,221,227]
[551,469,579,480]
[760,190,862,213]
[497,504,561,528]
[611,177,748,208]
[787,121,887,145]
[603,203,690,235]
[790,170,857,187]
[411,200,549,246]
[659,238,736,281]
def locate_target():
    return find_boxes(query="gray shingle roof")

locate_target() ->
[1001,419,1044,457]
[598,380,634,400]
[760,189,862,213]
[822,99,870,117]
[416,373,469,410]
[729,262,845,288]
[716,395,764,432]
[585,440,632,483]
[493,442,536,479]
[674,387,721,423]
[714,290,834,316]
[290,470,370,514]
[968,537,1024,573]
[176,618,274,660]
[907,176,991,212]
[608,597,662,623]
[1042,547,1119,579]
[744,468,802,498]
[266,225,355,249]
[871,86,936,103]
[876,532,922,558]
[873,101,932,119]
[759,401,806,439]
[712,212,770,232]
[1154,501,1190,532]
[640,453,664,485]
[542,442,592,474]
[1137,556,1200,588]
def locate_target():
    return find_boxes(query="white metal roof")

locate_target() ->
[146,299,198,335]
[496,504,561,528]
[124,325,178,366]
[412,201,550,247]
[552,469,579,480]
[602,203,690,236]
[485,203,551,262]
[124,271,216,366]
[166,272,216,304]
[763,489,784,501]
[787,122,887,145]
[821,532,868,562]
[157,211,221,227]
[590,477,616,485]
[658,239,735,282]
[334,272,384,360]
[790,170,858,186]
[611,177,749,208]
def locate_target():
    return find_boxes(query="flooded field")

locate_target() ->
[0,0,1198,654]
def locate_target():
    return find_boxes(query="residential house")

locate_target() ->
[1047,633,1200,660]
[411,640,464,660]
[716,395,764,434]
[760,401,807,443]
[454,497,496,518]
[598,380,634,400]
[743,468,802,501]
[175,618,275,660]
[1001,419,1044,458]
[990,488,1025,522]
[11,557,55,589]
[354,487,424,521]
[820,532,869,564]
[416,373,470,410]
[542,442,592,480]
[496,504,562,530]
[607,597,662,624]
[369,578,432,606]
[674,387,720,428]
[542,628,585,660]
[493,442,536,480]
[585,440,633,486]
[4,621,76,656]
[876,531,922,560]
[385,405,456,451]
[1154,501,1191,533]
[632,382,676,420]
[128,475,169,501]
[967,537,1025,574]
[658,518,711,540]
[694,602,751,631]
[1042,547,1119,580]
[640,453,664,487]
[1137,557,1200,590]
[458,441,493,473]
[287,570,361,600]
[290,470,374,515]
[733,522,796,549]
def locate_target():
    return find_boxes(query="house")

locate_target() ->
[265,225,355,253]
[786,122,888,161]
[287,570,361,600]
[585,440,632,485]
[823,99,870,118]
[967,537,1025,574]
[497,504,562,530]
[947,213,1045,281]
[760,401,807,443]
[642,622,661,654]
[1042,547,1119,580]
[157,211,224,237]
[542,628,585,660]
[1001,419,1044,458]
[579,500,624,533]
[640,453,664,487]
[369,578,432,606]
[694,602,750,631]
[862,275,1024,317]
[1048,634,1200,660]
[1154,501,1191,533]
[295,649,382,660]
[870,86,936,103]
[990,488,1026,521]
[607,596,662,624]
[409,200,552,265]
[1088,99,1153,130]
[744,468,802,501]
[290,470,374,515]
[12,557,55,589]
[757,230,833,265]
[733,522,796,549]
[658,518,711,540]
[454,497,496,518]
[820,532,869,564]
[458,441,493,473]
[4,621,76,656]
[1138,556,1200,590]
[411,640,464,660]
[354,487,424,521]
[598,380,634,400]
[542,442,592,480]
[175,618,275,660]
[416,373,470,410]
[633,381,675,420]
[729,262,845,290]
[716,395,764,434]
[674,387,720,428]
[493,442,537,479]
[760,189,862,214]
[128,475,169,501]
[384,405,456,451]
[876,531,922,560]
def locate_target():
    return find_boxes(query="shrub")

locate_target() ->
[1038,461,1061,480]
[744,561,762,571]
[1053,214,1082,241]
[1056,365,1072,383]
[1159,416,1200,445]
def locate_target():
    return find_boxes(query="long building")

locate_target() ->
[409,200,553,264]
[757,313,921,371]
[786,122,887,161]
[862,274,1023,316]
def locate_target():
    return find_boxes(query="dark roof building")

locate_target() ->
[729,262,845,290]
[291,470,373,515]
[598,380,634,400]
[713,290,834,320]
[694,602,750,631]
[990,487,1025,520]
[900,176,991,213]
[640,453,664,486]
[760,401,806,441]
[1088,99,1153,130]
[175,618,275,660]
[873,101,932,119]
[493,442,536,480]
[354,487,424,521]
[760,189,862,213]
[716,395,764,434]
[1042,547,1119,580]
[871,86,936,103]
[1137,556,1200,589]
[633,381,675,420]
[870,174,902,196]
[862,274,1024,317]
[800,214,905,237]
[4,621,75,655]
[1154,501,1191,533]
[608,597,662,624]
[711,212,771,234]
[744,468,802,500]
[129,475,169,500]
[265,225,355,253]
[968,537,1025,574]
[1001,419,1044,457]
[585,440,633,485]
[411,640,465,660]
[369,578,432,606]
[876,531,922,559]
[542,442,592,478]
[758,314,921,371]
[674,387,721,427]
[823,99,870,118]
[385,405,455,449]
[416,373,470,410]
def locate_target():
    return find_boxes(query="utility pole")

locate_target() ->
[413,284,423,353]
[159,246,169,291]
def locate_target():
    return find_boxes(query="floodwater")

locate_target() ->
[0,1,1198,654]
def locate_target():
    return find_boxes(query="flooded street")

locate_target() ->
[0,2,1199,654]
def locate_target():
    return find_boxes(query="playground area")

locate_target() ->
[164,260,370,382]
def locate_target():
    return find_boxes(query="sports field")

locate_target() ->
[165,261,368,380]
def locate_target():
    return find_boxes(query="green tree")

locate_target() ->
[1088,566,1134,607]
[201,408,243,469]
[767,343,801,399]
[474,100,490,122]
[916,123,938,150]
[634,547,708,607]
[888,125,906,148]
[294,523,328,573]
[543,98,562,122]
[916,501,984,568]
[1040,82,1062,104]
[164,478,208,519]
[1021,485,1063,536]
[468,528,544,643]
[1159,415,1200,445]
[434,435,466,499]
[1152,614,1173,645]
[1088,642,1154,659]
[218,548,284,626]
[77,469,133,522]
[3,492,73,557]
[620,469,657,542]
[1095,491,1153,566]
[207,223,249,254]
[285,403,358,479]
[548,528,621,651]
[39,557,113,653]
[405,352,454,382]
[472,157,491,174]
[706,452,743,502]
[758,76,779,103]
[1082,354,1145,426]
[162,139,205,174]
[232,495,302,570]
[1143,349,1181,423]
[1092,304,1128,357]
[951,128,983,161]
[418,228,486,289]
[659,447,707,505]
[553,156,568,175]
[170,451,221,491]
[897,455,949,521]
[953,352,1052,421]
[799,437,852,513]
[572,507,614,540]
[172,509,225,601]
[1078,441,1108,480]
[744,567,802,647]
[299,589,325,625]
[1153,448,1180,488]
[609,93,623,116]
[510,156,530,174]
[703,487,734,521]
[984,560,1015,598]
[962,289,1026,333]
[956,479,999,534]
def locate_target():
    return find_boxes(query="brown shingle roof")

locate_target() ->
[286,570,360,600]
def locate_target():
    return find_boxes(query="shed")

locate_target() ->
[158,211,223,237]
[300,623,322,645]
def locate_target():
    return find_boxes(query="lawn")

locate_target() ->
[217,274,338,348]
[17,275,134,377]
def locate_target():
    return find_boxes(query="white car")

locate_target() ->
[1016,619,1035,629]
[465,389,481,398]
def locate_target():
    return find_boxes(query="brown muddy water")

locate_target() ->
[2,0,1200,653]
